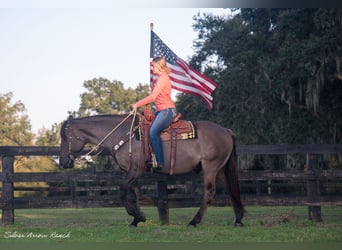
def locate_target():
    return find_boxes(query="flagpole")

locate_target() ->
[149,22,154,89]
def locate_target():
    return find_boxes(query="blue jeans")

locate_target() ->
[150,108,176,164]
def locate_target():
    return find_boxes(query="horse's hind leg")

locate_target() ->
[216,169,244,227]
[232,203,244,227]
[188,168,217,227]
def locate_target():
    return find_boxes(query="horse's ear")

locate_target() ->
[68,115,74,123]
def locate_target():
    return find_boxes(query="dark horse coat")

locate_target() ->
[59,114,245,227]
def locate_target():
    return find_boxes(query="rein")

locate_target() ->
[127,110,137,171]
[67,112,136,165]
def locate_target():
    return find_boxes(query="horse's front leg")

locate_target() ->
[120,172,146,227]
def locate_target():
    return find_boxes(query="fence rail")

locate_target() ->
[1,145,342,225]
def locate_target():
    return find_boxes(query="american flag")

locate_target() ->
[150,30,217,109]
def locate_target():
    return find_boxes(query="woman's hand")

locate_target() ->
[131,103,138,112]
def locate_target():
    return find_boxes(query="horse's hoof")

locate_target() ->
[139,215,146,223]
[234,222,244,227]
[128,223,137,228]
[188,221,197,227]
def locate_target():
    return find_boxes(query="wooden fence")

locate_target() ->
[1,145,342,225]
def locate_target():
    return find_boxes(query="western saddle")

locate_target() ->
[138,106,196,175]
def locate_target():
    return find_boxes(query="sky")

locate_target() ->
[0,6,228,134]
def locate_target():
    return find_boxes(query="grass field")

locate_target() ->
[0,206,341,242]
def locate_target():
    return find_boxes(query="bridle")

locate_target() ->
[64,112,137,167]
[65,115,86,163]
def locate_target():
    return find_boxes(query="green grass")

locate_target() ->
[0,206,341,242]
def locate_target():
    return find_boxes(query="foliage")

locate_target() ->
[177,9,342,146]
[0,92,57,193]
[0,92,33,146]
[35,123,61,146]
[175,8,342,170]
[30,123,61,173]
[0,92,34,172]
[78,77,149,116]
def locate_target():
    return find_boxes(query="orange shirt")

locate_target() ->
[135,73,175,111]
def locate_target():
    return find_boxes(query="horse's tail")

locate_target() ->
[224,130,245,214]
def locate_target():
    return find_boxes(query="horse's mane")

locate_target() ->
[61,114,128,133]
[75,114,127,121]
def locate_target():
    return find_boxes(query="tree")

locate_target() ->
[33,123,61,171]
[0,92,33,167]
[78,77,149,116]
[178,8,342,145]
[35,123,61,146]
[0,92,62,174]
[175,8,342,170]
[0,92,41,176]
[0,92,33,146]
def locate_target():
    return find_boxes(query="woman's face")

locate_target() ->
[152,62,162,75]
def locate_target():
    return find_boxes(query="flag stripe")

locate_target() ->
[170,74,211,97]
[152,66,213,101]
[169,62,213,94]
[171,81,213,101]
[176,58,217,92]
[172,84,213,109]
[167,64,212,95]
[150,30,217,109]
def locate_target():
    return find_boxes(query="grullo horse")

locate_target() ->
[59,114,245,227]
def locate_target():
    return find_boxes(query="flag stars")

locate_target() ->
[152,34,177,64]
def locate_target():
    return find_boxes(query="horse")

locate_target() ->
[59,113,245,227]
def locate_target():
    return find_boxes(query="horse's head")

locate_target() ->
[59,115,86,169]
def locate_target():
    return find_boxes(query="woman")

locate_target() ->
[132,57,176,170]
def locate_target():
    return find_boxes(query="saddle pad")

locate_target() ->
[138,119,196,141]
[160,120,196,141]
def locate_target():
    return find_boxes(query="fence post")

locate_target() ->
[157,180,169,224]
[306,154,322,222]
[1,155,15,225]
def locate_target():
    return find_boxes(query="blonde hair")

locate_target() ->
[152,57,171,74]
